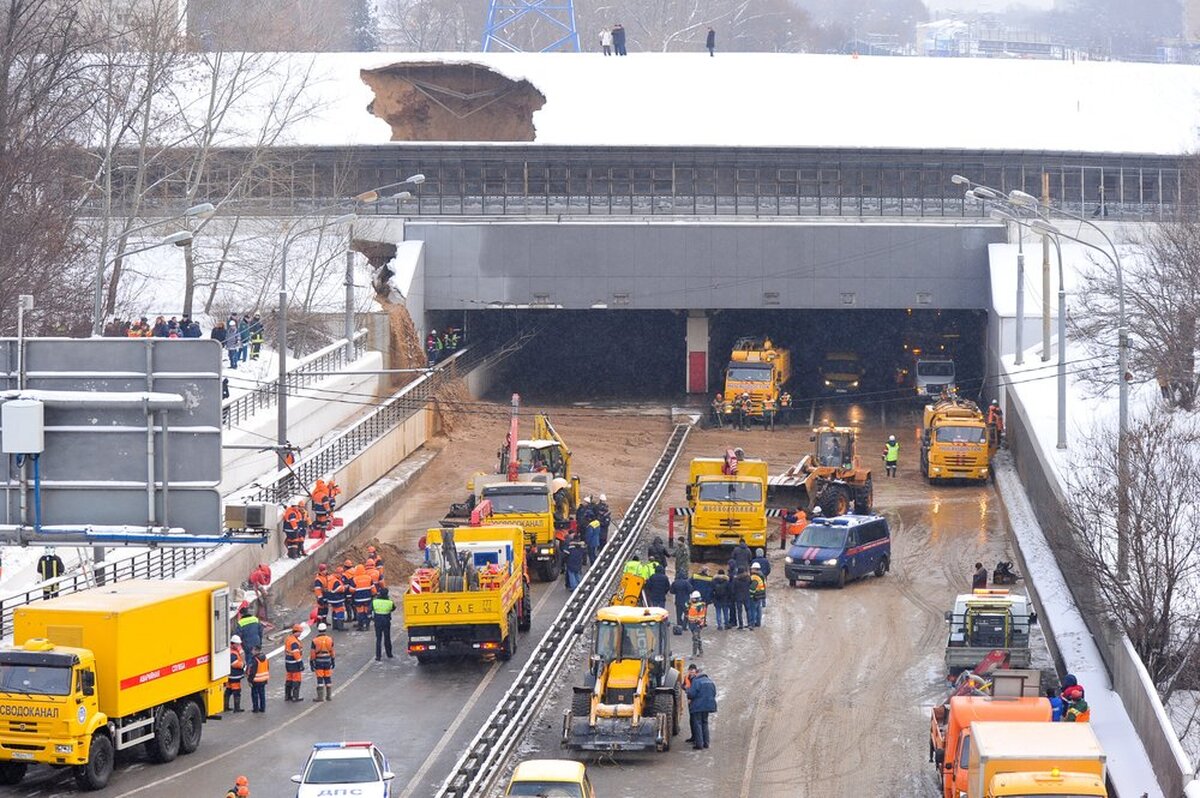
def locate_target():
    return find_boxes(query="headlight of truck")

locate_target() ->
[55,744,73,753]
[850,381,859,388]
[538,547,553,555]
[784,555,793,564]
[823,558,839,566]
[824,379,832,386]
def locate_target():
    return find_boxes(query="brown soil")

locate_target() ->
[431,377,472,433]
[360,62,546,142]
[380,298,427,391]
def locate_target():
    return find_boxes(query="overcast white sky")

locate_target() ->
[925,0,1058,11]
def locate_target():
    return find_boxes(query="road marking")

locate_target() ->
[737,686,772,798]
[397,583,559,798]
[112,654,374,797]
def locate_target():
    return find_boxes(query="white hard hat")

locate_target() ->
[751,562,762,571]
[812,506,823,515]
[584,495,592,503]
[888,435,896,442]
[599,494,606,502]
[317,622,328,632]
[690,590,701,600]
[431,329,437,333]
[231,635,242,645]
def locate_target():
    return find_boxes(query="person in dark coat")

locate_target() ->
[211,322,226,345]
[731,568,752,630]
[647,535,669,571]
[711,569,732,630]
[235,606,264,651]
[732,540,753,574]
[751,548,771,578]
[692,566,715,605]
[669,571,694,627]
[612,23,627,56]
[564,538,587,591]
[594,494,612,548]
[37,548,66,599]
[684,665,717,749]
[705,27,715,56]
[643,563,670,608]
[972,562,988,589]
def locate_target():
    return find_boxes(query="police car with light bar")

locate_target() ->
[291,742,394,797]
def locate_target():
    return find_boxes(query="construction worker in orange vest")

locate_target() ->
[371,557,387,591]
[326,567,348,631]
[247,645,269,713]
[310,480,331,539]
[313,563,331,625]
[224,775,250,798]
[310,622,336,701]
[225,635,245,712]
[352,565,376,631]
[783,505,809,548]
[283,504,308,559]
[283,624,304,702]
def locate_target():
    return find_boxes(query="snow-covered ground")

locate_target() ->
[196,51,1200,152]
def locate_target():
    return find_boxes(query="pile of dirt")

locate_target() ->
[432,377,472,434]
[380,298,427,391]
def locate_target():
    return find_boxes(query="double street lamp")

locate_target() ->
[954,175,1131,582]
[91,203,215,336]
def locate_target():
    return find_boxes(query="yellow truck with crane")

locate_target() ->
[967,721,1107,798]
[921,394,1000,483]
[0,580,231,790]
[445,394,580,582]
[562,605,684,753]
[405,516,531,664]
[676,450,770,554]
[721,337,791,422]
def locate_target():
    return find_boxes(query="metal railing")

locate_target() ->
[437,423,691,798]
[222,330,369,429]
[1,547,209,638]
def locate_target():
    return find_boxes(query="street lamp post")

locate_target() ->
[1009,190,1131,582]
[277,214,356,468]
[92,203,214,336]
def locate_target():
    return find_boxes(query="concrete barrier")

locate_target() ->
[1002,371,1195,797]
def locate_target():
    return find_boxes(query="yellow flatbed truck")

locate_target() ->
[0,580,231,790]
[405,524,531,663]
[681,453,769,554]
[968,721,1107,798]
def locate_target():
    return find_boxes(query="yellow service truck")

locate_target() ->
[473,475,568,582]
[405,524,531,664]
[681,454,769,553]
[0,580,231,790]
[921,395,999,483]
[967,721,1107,798]
[722,337,791,420]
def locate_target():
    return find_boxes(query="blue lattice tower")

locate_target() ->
[483,0,580,53]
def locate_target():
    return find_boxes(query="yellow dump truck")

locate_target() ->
[967,721,1107,798]
[921,395,999,483]
[722,337,791,420]
[405,524,531,663]
[472,475,568,582]
[680,452,769,553]
[0,580,231,790]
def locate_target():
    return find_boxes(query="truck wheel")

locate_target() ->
[499,610,518,661]
[0,762,27,786]
[147,707,181,763]
[853,477,873,514]
[653,694,675,751]
[788,578,797,588]
[571,691,592,716]
[178,700,203,754]
[518,590,532,632]
[539,557,561,582]
[836,568,848,589]
[74,734,114,790]
[875,556,889,578]
[815,485,849,517]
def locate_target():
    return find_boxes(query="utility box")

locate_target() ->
[1,398,45,454]
[225,502,278,530]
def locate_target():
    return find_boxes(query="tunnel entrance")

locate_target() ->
[440,308,987,407]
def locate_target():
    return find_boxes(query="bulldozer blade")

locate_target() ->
[561,714,664,753]
[766,483,808,510]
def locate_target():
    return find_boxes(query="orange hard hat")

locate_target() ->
[367,545,377,554]
[317,563,327,572]
[237,787,249,797]
[344,558,353,568]
[292,624,302,633]
[366,558,376,568]
[236,775,249,786]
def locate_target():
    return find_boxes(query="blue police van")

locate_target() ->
[783,514,890,588]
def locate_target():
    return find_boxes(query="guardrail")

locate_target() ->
[436,423,691,798]
[222,330,369,429]
[0,547,209,638]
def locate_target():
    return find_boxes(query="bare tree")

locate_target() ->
[379,0,475,51]
[1064,412,1200,693]
[1073,199,1200,410]
[0,0,98,334]
[581,0,813,53]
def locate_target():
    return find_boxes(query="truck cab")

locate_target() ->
[945,589,1036,673]
[474,476,566,582]
[722,336,790,420]
[684,456,768,551]
[915,357,957,401]
[930,696,1053,798]
[921,397,999,483]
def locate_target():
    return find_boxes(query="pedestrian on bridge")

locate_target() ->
[600,26,613,55]
[705,27,715,57]
[373,587,396,660]
[684,665,717,749]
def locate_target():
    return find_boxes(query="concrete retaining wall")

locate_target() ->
[1002,372,1195,797]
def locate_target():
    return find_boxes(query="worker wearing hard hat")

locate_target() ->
[225,635,245,713]
[686,590,708,656]
[224,775,249,797]
[883,434,899,478]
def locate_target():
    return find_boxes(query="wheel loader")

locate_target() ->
[767,424,873,517]
[562,606,684,753]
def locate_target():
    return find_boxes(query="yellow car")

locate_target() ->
[506,759,595,797]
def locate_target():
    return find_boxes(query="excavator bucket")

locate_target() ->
[562,711,668,752]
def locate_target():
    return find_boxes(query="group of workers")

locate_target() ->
[282,479,341,559]
[561,494,614,589]
[311,547,397,659]
[1048,673,1091,723]
[224,619,338,712]
[710,391,793,431]
[425,327,462,365]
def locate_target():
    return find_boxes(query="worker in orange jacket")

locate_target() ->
[313,564,331,625]
[326,568,348,631]
[283,504,308,559]
[225,635,245,712]
[283,624,305,702]
[310,480,331,539]
[310,623,336,701]
[352,566,376,630]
